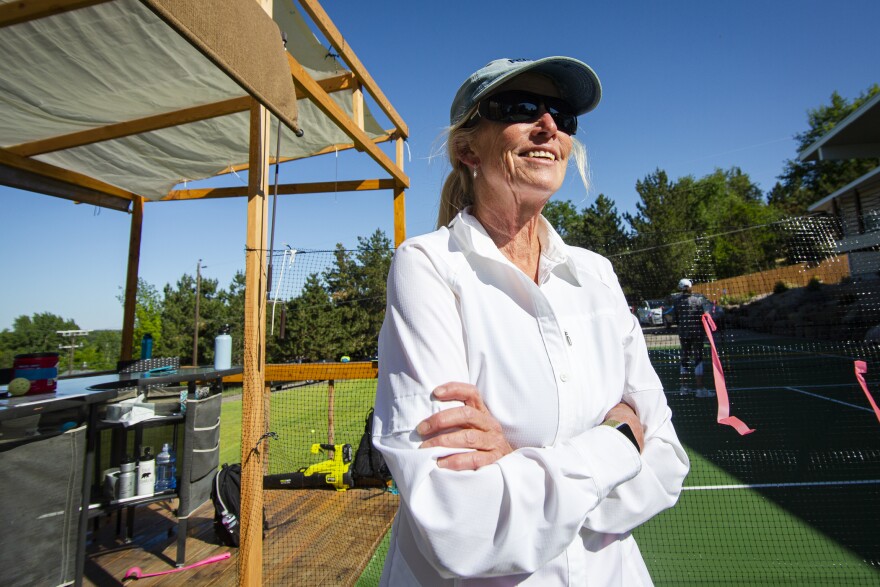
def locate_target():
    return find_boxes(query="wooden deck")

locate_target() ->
[84,488,398,586]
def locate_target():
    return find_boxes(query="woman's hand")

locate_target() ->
[604,402,645,453]
[417,382,513,471]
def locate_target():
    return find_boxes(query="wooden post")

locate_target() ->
[393,137,406,247]
[120,195,143,361]
[352,83,364,131]
[239,1,274,582]
[327,379,336,447]
[239,98,270,587]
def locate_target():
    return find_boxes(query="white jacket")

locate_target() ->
[374,210,689,585]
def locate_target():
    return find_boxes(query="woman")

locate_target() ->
[373,56,689,586]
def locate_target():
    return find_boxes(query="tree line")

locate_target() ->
[1,86,877,369]
[545,84,879,299]
[0,230,392,370]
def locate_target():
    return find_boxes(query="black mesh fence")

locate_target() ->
[243,214,880,585]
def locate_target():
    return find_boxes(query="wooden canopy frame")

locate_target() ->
[1,0,409,359]
[0,1,408,585]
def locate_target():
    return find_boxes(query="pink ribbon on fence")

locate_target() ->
[702,313,755,435]
[854,361,880,424]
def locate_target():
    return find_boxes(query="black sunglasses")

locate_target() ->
[467,90,578,135]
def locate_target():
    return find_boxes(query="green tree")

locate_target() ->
[693,168,781,278]
[544,195,630,255]
[77,329,121,371]
[218,271,246,366]
[543,200,583,242]
[616,168,780,297]
[161,274,197,363]
[0,312,79,369]
[581,194,630,255]
[161,273,226,365]
[194,277,228,365]
[129,278,163,359]
[769,85,880,215]
[323,229,393,360]
[276,273,345,362]
[622,169,697,297]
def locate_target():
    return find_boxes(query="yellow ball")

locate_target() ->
[8,377,31,396]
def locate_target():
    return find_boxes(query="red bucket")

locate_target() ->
[13,353,60,395]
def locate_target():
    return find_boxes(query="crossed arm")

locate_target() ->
[418,381,644,471]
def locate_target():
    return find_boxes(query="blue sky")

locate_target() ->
[2,0,879,331]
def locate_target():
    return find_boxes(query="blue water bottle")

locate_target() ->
[140,333,153,360]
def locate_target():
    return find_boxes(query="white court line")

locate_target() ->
[784,386,873,413]
[726,383,847,391]
[666,383,874,412]
[721,355,853,364]
[684,479,880,491]
[699,383,871,412]
[676,383,847,392]
[752,344,859,362]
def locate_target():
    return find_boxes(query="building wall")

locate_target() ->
[836,175,880,237]
[849,250,880,277]
[834,175,880,277]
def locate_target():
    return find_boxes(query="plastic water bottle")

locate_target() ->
[214,325,232,370]
[155,443,177,492]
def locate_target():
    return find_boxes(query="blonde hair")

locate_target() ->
[435,118,590,229]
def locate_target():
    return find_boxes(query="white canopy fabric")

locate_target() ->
[0,0,387,205]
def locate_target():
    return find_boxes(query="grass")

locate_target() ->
[354,530,390,587]
[218,380,376,469]
[219,397,241,466]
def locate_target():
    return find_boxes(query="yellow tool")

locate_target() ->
[263,443,353,491]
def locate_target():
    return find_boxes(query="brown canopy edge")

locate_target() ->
[140,0,302,137]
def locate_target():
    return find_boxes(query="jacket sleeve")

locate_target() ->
[373,243,648,579]
[579,259,690,534]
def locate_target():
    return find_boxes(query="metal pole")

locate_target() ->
[193,260,201,365]
[267,33,287,298]
[267,116,283,296]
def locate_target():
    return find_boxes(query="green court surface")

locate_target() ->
[642,330,880,584]
[637,452,879,585]
[221,331,880,584]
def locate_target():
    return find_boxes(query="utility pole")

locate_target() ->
[192,260,206,366]
[57,329,92,375]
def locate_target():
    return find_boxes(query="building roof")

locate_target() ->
[799,91,880,163]
[808,165,880,213]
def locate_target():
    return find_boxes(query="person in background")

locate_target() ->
[373,56,689,585]
[673,278,715,398]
